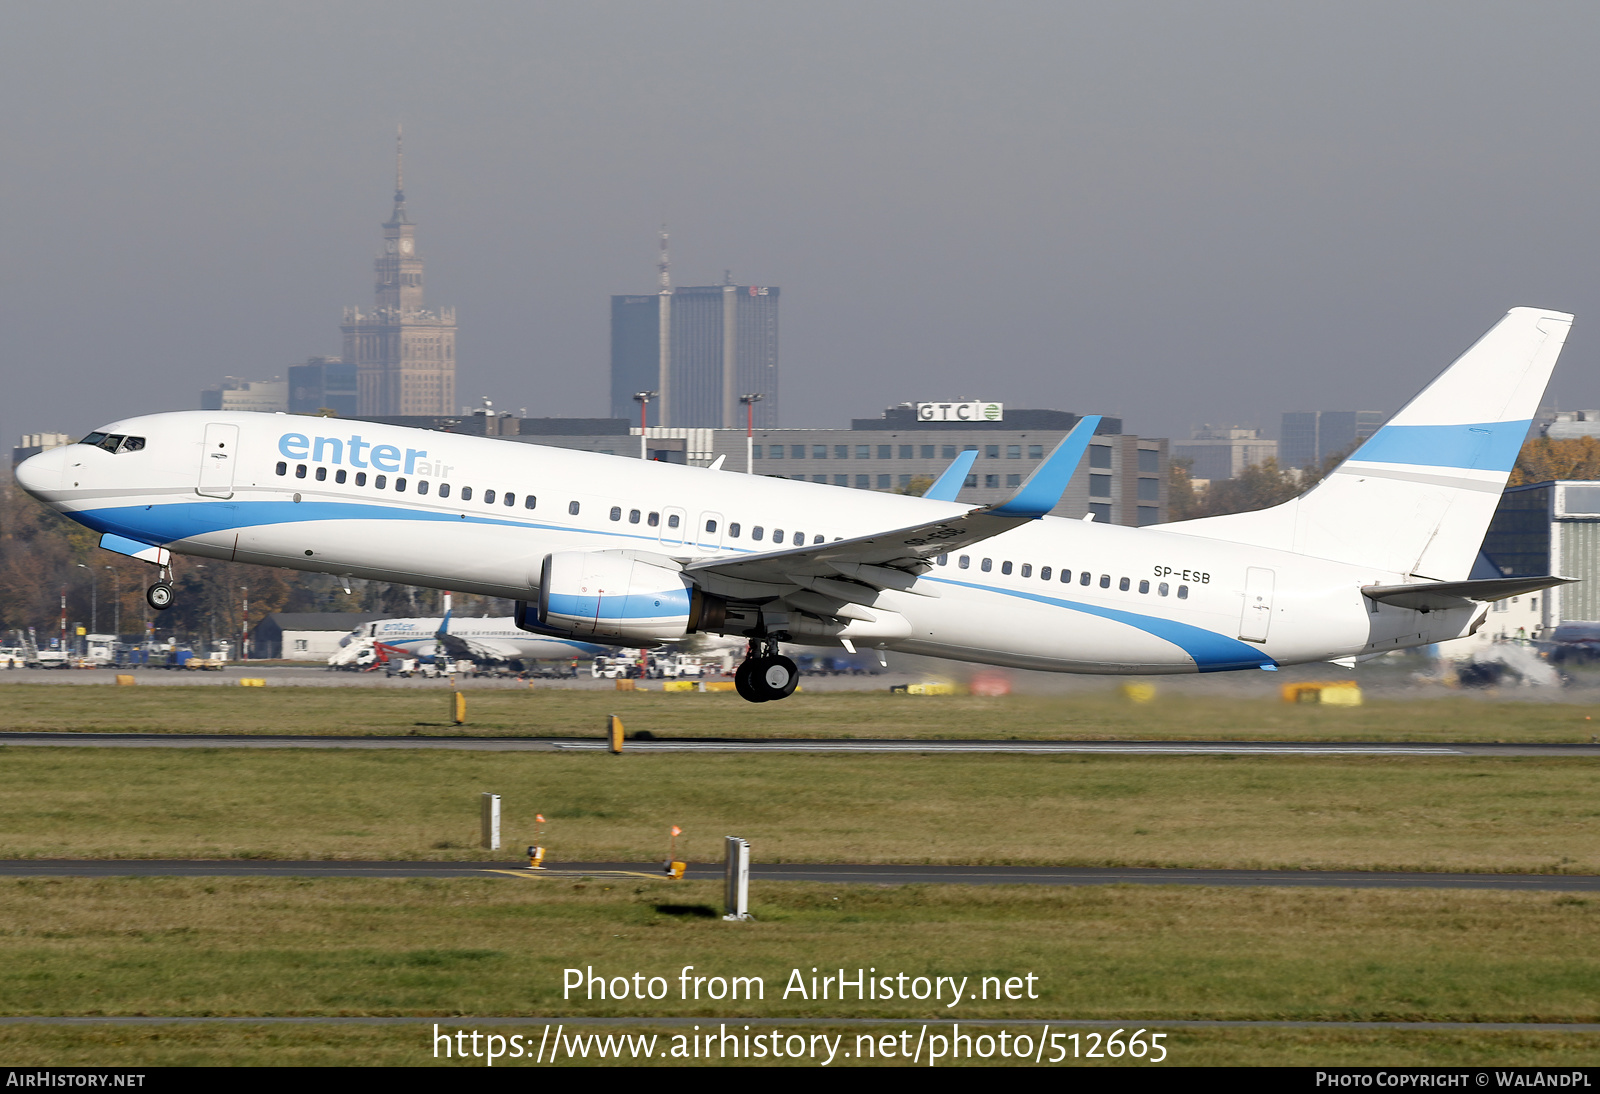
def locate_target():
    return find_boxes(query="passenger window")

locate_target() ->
[959,555,970,569]
[395,477,407,492]
[812,534,823,544]
[484,489,496,504]
[1177,585,1189,599]
[569,501,581,516]
[416,480,429,495]
[649,512,660,527]
[438,483,449,498]
[1021,564,1032,578]
[505,493,516,507]
[610,507,622,521]
[981,558,993,572]
[1080,572,1091,585]
[356,472,367,486]
[525,496,537,509]
[1001,561,1013,575]
[1040,566,1051,581]
[668,513,680,528]
[1099,575,1110,588]
[1118,577,1129,591]
[629,509,641,523]
[706,519,717,533]
[1139,579,1150,593]
[295,464,307,479]
[729,523,741,538]
[792,531,804,545]
[275,461,287,476]
[375,475,387,489]
[336,469,347,484]
[1159,582,1170,596]
[937,554,948,566]
[752,526,764,541]
[773,528,784,543]
[461,486,473,501]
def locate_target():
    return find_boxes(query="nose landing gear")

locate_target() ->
[146,567,174,611]
[734,639,799,703]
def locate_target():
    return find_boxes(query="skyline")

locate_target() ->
[6,2,1600,445]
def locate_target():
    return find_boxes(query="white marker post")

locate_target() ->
[480,793,501,851]
[722,836,751,921]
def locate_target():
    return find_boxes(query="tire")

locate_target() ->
[756,655,800,700]
[146,582,173,611]
[733,658,770,703]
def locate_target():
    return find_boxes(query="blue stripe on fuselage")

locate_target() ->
[928,576,1274,672]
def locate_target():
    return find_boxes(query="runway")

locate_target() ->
[3,859,1596,891]
[2,731,1598,756]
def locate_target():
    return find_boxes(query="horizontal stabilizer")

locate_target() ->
[1362,575,1576,611]
[922,449,979,502]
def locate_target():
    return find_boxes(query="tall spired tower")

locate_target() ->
[344,130,457,417]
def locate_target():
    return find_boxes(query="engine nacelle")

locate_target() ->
[536,551,696,644]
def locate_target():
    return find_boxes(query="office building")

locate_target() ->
[1483,480,1600,629]
[288,357,358,417]
[1279,411,1384,470]
[342,136,457,417]
[611,246,778,428]
[200,377,288,414]
[1173,426,1276,481]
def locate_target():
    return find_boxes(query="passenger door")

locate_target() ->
[1239,567,1275,642]
[197,423,239,499]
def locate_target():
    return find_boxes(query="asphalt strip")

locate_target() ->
[5,731,1600,755]
[2,860,1597,891]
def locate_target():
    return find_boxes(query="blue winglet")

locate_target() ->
[922,449,980,502]
[988,415,1103,518]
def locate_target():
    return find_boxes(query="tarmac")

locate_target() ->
[2,858,1596,891]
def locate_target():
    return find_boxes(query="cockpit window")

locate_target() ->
[76,433,144,453]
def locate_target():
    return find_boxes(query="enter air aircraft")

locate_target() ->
[15,308,1576,703]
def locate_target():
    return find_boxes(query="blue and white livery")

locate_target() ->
[15,308,1577,702]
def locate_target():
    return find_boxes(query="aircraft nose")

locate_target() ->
[14,446,66,497]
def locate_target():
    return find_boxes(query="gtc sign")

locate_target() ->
[916,402,1003,423]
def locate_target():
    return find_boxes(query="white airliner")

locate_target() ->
[340,608,610,668]
[15,308,1576,703]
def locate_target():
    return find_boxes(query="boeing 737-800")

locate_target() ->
[15,308,1576,703]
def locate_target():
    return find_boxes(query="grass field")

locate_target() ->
[0,878,1598,1066]
[0,748,1596,871]
[5,684,1600,742]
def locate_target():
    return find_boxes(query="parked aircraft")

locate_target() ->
[15,308,1576,703]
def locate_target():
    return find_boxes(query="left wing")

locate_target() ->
[685,417,1100,608]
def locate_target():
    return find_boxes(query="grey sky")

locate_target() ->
[4,1,1599,444]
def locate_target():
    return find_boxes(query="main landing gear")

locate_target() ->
[146,567,174,611]
[734,639,799,703]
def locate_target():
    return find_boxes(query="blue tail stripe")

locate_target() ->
[1349,421,1531,471]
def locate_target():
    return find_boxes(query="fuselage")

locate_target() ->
[15,411,1480,675]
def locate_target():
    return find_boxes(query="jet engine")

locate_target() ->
[533,551,698,644]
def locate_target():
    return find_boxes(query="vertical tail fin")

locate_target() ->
[1161,307,1573,579]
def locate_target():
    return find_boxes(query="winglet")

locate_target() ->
[988,415,1102,518]
[922,449,979,501]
